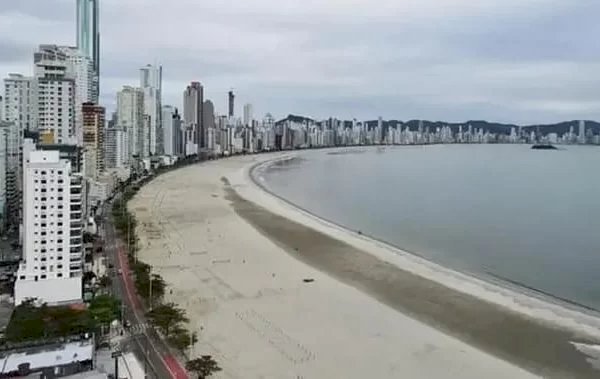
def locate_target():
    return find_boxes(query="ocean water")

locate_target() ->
[258,145,600,310]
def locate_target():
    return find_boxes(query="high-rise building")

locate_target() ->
[82,103,105,180]
[578,120,585,144]
[14,142,84,305]
[104,126,128,169]
[57,46,95,144]
[76,0,99,99]
[228,90,235,118]
[34,45,76,145]
[116,86,144,162]
[162,105,183,157]
[0,121,22,229]
[183,82,204,155]
[140,65,162,155]
[203,100,215,132]
[3,74,38,132]
[243,103,253,127]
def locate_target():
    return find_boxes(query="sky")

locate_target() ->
[1,0,599,124]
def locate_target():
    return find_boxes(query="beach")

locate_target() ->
[129,153,600,378]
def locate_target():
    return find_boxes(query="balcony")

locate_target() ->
[70,237,82,247]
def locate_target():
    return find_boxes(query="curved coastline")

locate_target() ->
[248,151,600,317]
[129,151,600,378]
[242,152,600,338]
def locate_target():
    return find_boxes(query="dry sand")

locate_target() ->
[129,153,600,378]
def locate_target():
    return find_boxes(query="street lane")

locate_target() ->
[103,201,189,379]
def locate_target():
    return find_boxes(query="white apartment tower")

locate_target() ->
[14,142,83,305]
[140,65,162,156]
[34,45,76,145]
[243,103,253,127]
[117,86,144,163]
[104,127,127,169]
[3,74,38,132]
[58,46,95,145]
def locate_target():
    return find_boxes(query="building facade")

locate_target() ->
[82,103,104,180]
[34,45,76,145]
[3,74,38,132]
[0,121,21,230]
[14,143,83,305]
[183,82,204,155]
[140,65,162,156]
[116,86,144,163]
[243,103,253,127]
[104,127,127,169]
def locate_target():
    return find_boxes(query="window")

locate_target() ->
[57,273,62,278]
[41,275,47,279]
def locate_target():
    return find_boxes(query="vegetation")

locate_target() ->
[168,327,198,351]
[186,356,222,379]
[132,262,166,304]
[146,303,188,337]
[88,295,121,326]
[5,296,120,343]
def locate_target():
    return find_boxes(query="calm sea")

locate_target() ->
[258,145,600,310]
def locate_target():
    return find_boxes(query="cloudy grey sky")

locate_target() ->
[1,0,599,123]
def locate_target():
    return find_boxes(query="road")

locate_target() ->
[103,200,189,379]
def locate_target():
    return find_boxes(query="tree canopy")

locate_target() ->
[186,356,222,379]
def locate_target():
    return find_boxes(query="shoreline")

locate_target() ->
[245,151,600,337]
[129,152,600,378]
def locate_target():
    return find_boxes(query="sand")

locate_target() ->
[129,153,600,378]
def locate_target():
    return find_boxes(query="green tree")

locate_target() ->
[186,356,222,379]
[167,327,197,351]
[146,303,188,337]
[89,295,121,326]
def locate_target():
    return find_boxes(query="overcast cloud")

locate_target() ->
[1,0,599,123]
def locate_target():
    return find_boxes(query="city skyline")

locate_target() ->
[1,0,600,124]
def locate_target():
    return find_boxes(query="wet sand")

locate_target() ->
[130,154,600,378]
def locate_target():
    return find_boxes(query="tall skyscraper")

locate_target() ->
[140,65,162,155]
[82,102,105,180]
[228,90,235,118]
[76,0,100,99]
[578,120,585,144]
[183,82,204,155]
[243,103,253,127]
[14,142,84,305]
[3,73,37,132]
[34,45,76,145]
[117,86,144,162]
[162,105,183,156]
